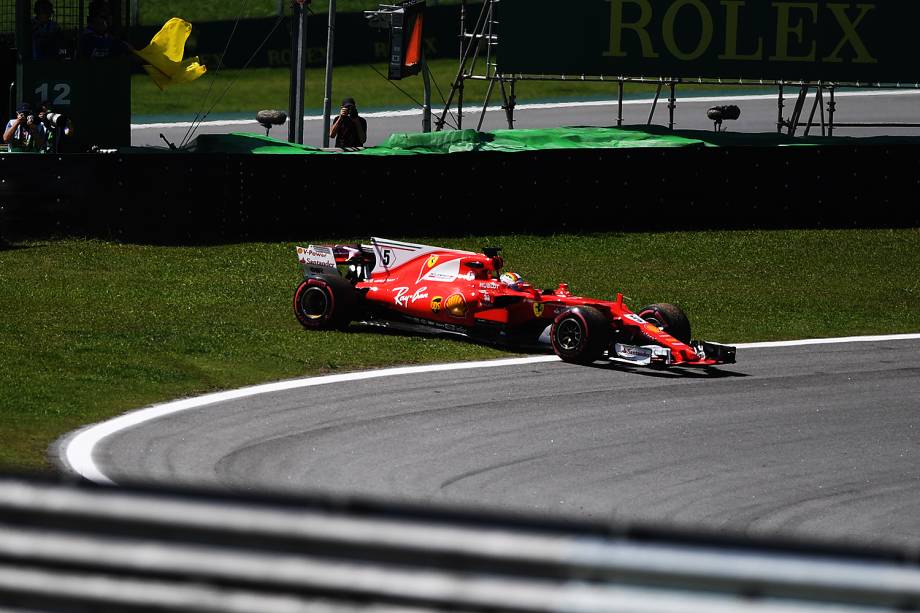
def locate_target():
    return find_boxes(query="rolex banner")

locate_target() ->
[499,0,916,83]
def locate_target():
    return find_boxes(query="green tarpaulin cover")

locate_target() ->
[168,125,920,155]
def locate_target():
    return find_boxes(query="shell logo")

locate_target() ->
[427,255,439,268]
[445,294,467,318]
[532,302,545,317]
[430,296,443,314]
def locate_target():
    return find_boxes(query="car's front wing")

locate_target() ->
[611,341,736,366]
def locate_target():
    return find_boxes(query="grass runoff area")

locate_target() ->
[129,2,704,119]
[1,229,919,472]
[131,59,670,120]
[129,1,796,120]
[131,1,494,119]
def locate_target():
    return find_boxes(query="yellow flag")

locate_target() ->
[131,18,207,91]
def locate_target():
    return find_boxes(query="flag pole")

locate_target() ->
[322,0,337,148]
[422,48,431,132]
[288,0,308,144]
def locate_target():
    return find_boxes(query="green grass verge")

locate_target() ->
[1,229,918,472]
[131,59,676,119]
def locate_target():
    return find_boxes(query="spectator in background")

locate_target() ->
[88,0,111,19]
[78,3,123,59]
[3,103,47,152]
[329,97,367,149]
[31,0,62,60]
[87,0,117,36]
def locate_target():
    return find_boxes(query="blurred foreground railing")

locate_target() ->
[1,475,919,612]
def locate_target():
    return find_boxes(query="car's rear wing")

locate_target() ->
[296,244,377,279]
[296,245,338,276]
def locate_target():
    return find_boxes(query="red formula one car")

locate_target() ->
[293,238,735,367]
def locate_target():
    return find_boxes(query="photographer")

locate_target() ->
[35,102,72,153]
[3,103,47,152]
[329,97,367,149]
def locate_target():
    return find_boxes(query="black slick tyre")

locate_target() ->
[637,303,691,344]
[293,274,358,330]
[551,306,611,364]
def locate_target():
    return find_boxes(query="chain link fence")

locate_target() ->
[0,0,14,45]
[0,0,128,50]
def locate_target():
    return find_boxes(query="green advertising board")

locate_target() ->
[17,57,131,152]
[499,0,917,83]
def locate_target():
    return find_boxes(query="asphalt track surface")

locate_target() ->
[86,337,920,548]
[132,89,920,148]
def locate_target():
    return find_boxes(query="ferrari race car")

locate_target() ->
[293,238,736,367]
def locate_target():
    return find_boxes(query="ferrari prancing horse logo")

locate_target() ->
[533,303,545,317]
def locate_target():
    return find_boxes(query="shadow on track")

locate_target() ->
[584,360,749,379]
[344,323,746,378]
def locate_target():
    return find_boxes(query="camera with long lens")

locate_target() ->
[40,111,71,153]
[43,111,67,128]
[343,104,357,119]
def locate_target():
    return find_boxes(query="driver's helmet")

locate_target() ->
[500,271,525,290]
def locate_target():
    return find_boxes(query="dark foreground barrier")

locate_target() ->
[1,144,918,243]
[2,475,920,612]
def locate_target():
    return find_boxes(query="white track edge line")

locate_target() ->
[63,333,920,484]
[131,89,920,129]
[734,333,920,348]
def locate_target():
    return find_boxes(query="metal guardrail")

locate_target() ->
[1,476,920,612]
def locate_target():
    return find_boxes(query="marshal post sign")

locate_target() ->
[499,0,916,83]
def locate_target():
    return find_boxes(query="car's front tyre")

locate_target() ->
[637,303,691,344]
[551,306,610,364]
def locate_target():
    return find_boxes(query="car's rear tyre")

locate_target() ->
[551,306,610,364]
[293,275,358,330]
[637,303,691,344]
